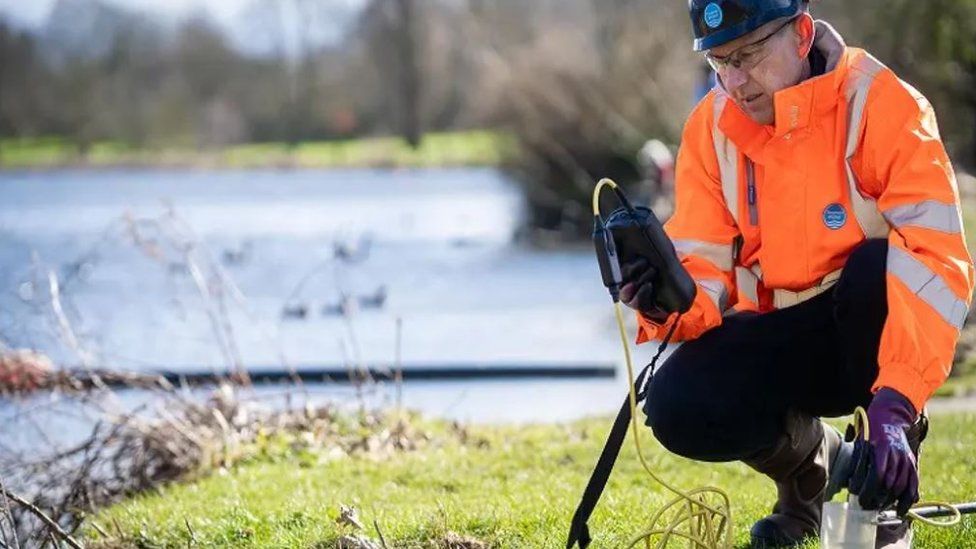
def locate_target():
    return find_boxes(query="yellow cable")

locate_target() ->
[593,178,616,219]
[850,407,962,528]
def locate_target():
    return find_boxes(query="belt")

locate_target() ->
[772,269,843,309]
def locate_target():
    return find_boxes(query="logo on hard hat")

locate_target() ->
[823,203,847,230]
[704,3,724,29]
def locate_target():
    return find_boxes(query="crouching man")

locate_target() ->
[622,1,975,547]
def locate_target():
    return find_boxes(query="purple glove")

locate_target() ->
[849,388,919,516]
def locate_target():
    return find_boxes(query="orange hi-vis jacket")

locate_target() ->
[636,22,975,412]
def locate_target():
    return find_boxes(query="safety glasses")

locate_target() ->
[704,16,798,74]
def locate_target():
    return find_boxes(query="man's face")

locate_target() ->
[706,15,811,126]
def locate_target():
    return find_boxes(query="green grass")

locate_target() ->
[0,131,514,170]
[85,413,976,548]
[963,201,976,256]
[0,136,77,166]
[937,357,976,397]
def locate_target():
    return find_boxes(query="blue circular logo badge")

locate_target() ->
[704,3,724,29]
[823,203,847,230]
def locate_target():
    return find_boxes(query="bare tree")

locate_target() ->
[394,0,422,146]
[358,0,426,146]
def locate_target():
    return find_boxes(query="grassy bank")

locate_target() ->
[85,412,976,548]
[0,131,514,170]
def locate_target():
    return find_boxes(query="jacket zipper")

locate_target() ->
[746,159,758,226]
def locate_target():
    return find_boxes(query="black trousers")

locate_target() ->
[643,239,888,462]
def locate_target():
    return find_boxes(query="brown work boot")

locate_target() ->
[745,410,842,548]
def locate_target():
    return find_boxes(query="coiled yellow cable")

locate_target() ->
[613,301,733,548]
[596,178,733,549]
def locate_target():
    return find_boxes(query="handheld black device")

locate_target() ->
[592,186,696,314]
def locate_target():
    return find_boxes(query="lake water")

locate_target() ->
[0,168,664,424]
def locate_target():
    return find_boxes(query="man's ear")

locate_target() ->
[796,14,815,58]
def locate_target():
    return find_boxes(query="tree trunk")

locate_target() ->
[395,0,422,148]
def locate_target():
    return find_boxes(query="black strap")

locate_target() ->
[565,363,653,549]
[565,317,678,549]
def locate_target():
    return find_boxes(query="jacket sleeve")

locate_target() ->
[636,94,741,344]
[854,74,976,412]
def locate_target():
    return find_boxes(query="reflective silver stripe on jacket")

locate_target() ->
[883,200,963,234]
[844,53,891,239]
[735,266,760,305]
[772,269,842,309]
[888,247,968,329]
[712,92,759,306]
[673,239,734,272]
[698,279,730,313]
[712,93,740,227]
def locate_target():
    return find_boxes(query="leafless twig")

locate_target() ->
[0,488,81,549]
[184,516,196,547]
[373,519,389,549]
[394,316,403,412]
[0,475,20,549]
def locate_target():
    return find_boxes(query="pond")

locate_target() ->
[0,168,664,424]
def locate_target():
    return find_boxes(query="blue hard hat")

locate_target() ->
[689,0,804,51]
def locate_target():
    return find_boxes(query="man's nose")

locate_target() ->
[720,66,749,93]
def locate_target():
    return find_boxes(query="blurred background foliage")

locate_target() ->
[1,0,974,235]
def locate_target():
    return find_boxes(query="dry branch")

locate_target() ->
[0,488,82,549]
[0,475,21,549]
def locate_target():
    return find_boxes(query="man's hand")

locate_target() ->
[849,388,919,516]
[618,258,668,321]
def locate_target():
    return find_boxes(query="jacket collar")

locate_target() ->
[716,20,852,154]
